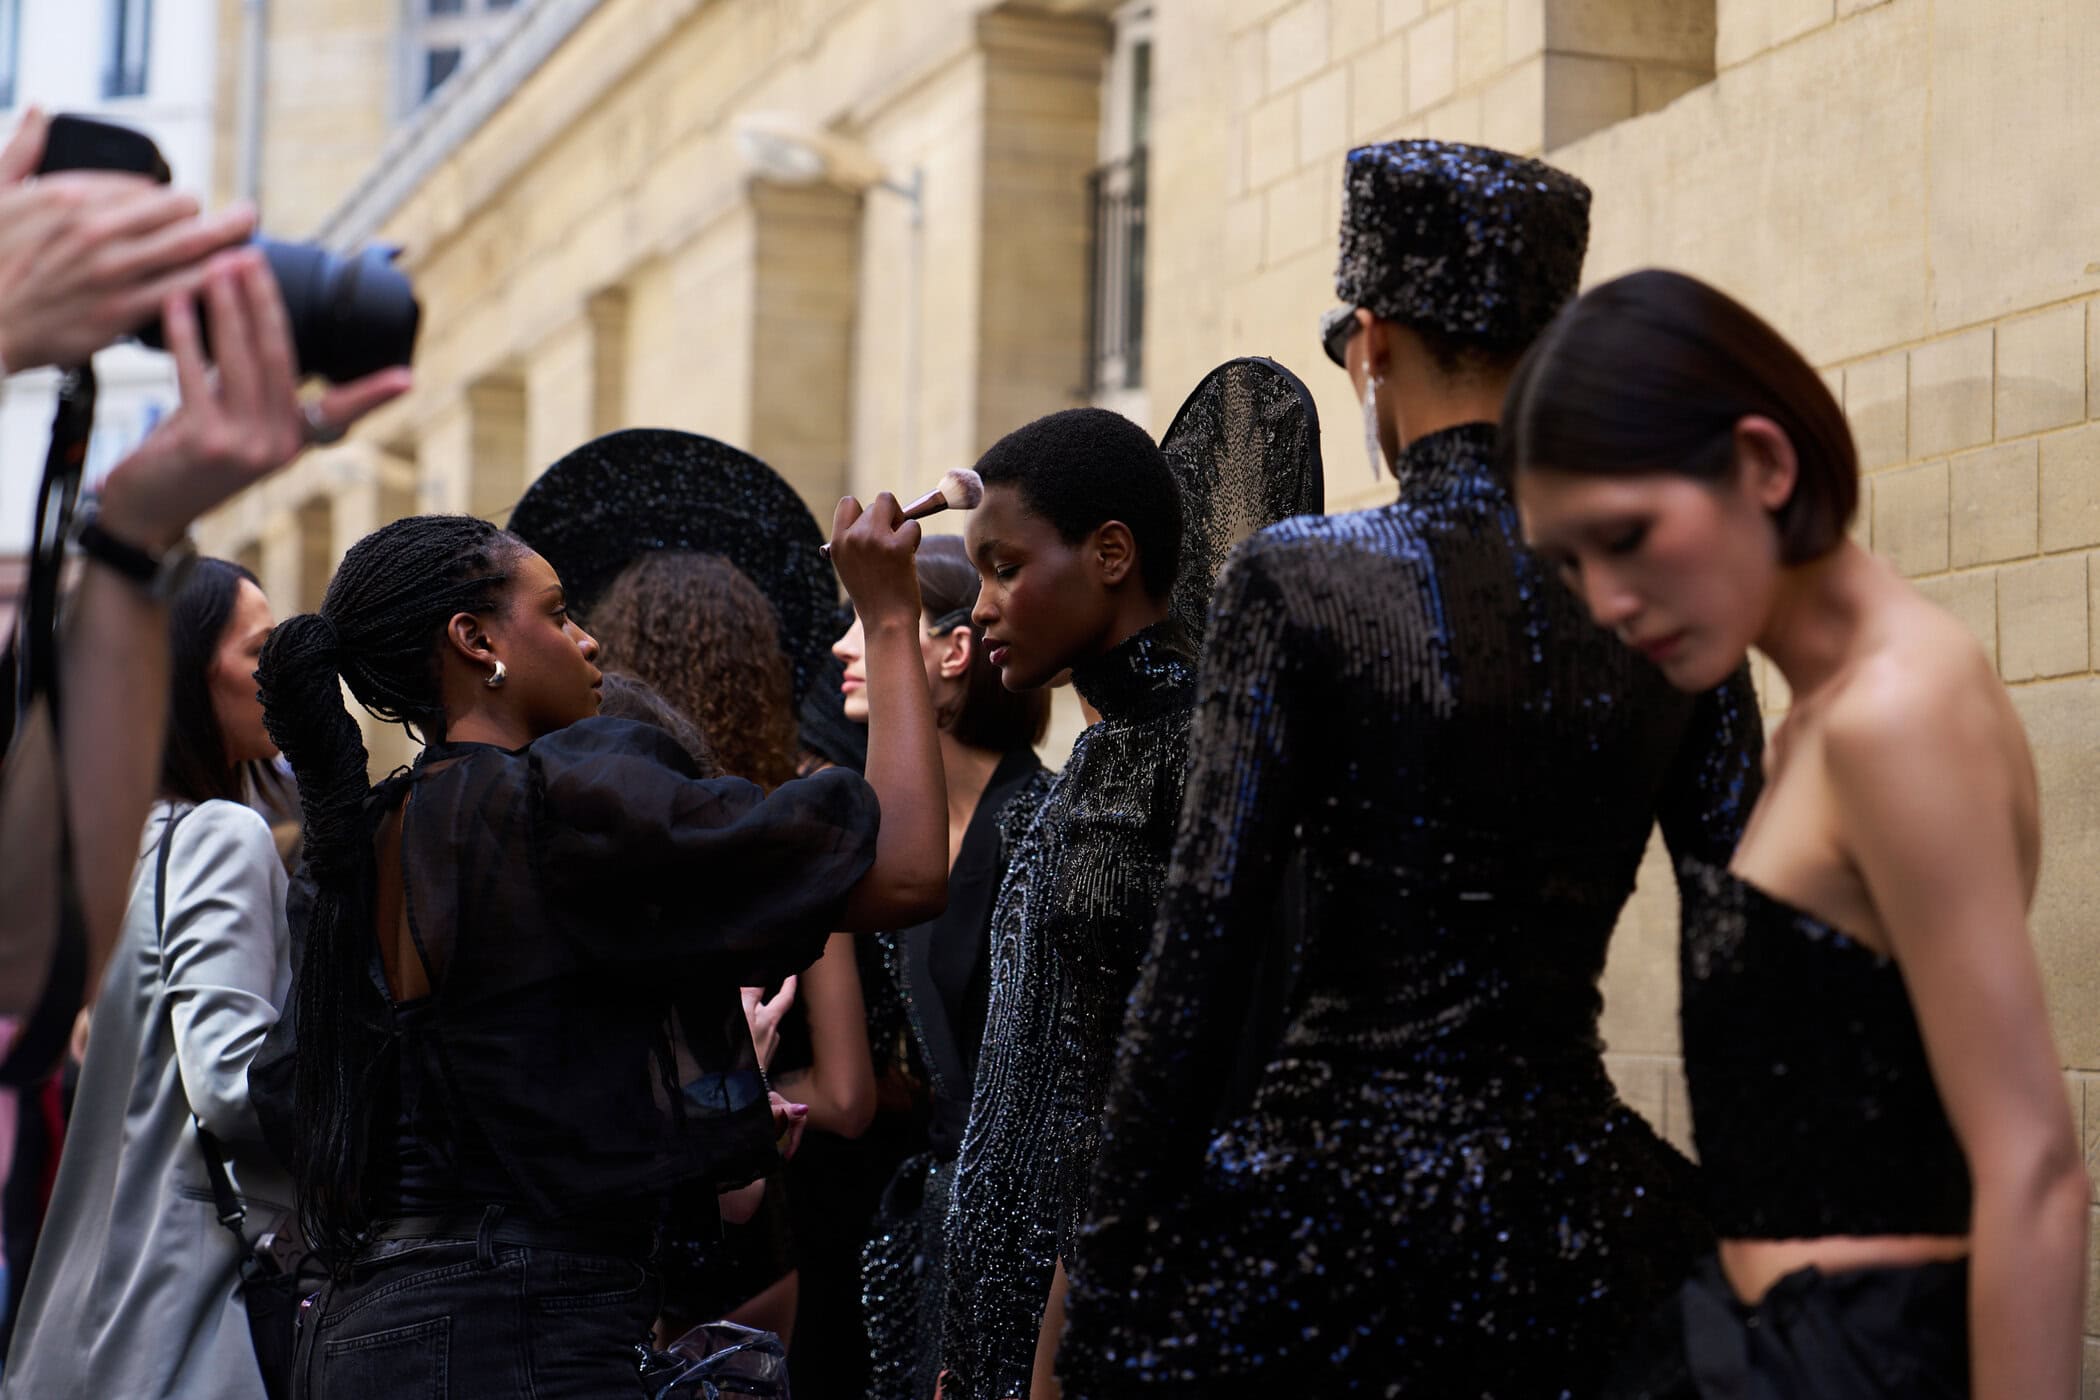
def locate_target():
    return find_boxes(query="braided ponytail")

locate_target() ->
[257,514,519,1262]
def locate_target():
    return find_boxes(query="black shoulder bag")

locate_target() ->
[154,804,319,1400]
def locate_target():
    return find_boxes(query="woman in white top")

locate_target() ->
[0,557,292,1400]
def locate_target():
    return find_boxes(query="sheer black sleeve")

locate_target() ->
[533,717,879,983]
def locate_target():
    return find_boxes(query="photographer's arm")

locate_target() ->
[62,256,409,982]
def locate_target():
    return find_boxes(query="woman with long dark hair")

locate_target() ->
[252,495,946,1399]
[2,560,292,1400]
[1506,268,2085,1398]
[849,533,1053,1400]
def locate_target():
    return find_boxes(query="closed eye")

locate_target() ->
[1604,523,1649,556]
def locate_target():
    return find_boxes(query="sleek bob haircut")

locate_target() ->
[916,534,1051,752]
[1500,268,1858,565]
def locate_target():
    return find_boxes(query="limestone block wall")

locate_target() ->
[253,0,400,235]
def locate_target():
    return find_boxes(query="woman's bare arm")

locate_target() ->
[829,494,948,931]
[1827,664,2084,1400]
[770,933,876,1138]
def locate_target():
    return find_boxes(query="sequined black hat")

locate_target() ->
[1331,140,1591,363]
[507,428,835,703]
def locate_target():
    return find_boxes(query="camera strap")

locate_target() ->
[0,365,99,1087]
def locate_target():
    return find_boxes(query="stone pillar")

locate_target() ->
[972,10,1112,455]
[748,182,861,519]
[525,289,630,478]
[416,374,527,521]
[256,508,304,622]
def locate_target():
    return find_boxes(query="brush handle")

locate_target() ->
[820,490,951,557]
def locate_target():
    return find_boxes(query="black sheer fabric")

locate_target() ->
[253,716,877,1227]
[1162,356,1326,642]
[1680,862,1971,1239]
[1060,424,1765,1398]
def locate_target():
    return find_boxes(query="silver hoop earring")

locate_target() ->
[484,659,507,689]
[1363,376,1386,480]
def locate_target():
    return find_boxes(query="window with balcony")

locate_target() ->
[103,0,152,99]
[1088,3,1152,396]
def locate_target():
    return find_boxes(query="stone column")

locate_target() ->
[256,508,304,622]
[416,374,528,521]
[748,182,861,519]
[525,289,630,478]
[971,10,1112,456]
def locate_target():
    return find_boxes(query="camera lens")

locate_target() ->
[136,240,421,385]
[259,241,421,384]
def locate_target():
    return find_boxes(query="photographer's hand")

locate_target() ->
[0,110,257,374]
[97,249,412,548]
[55,252,409,992]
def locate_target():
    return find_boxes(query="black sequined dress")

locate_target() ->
[1060,424,1764,1398]
[940,621,1199,1400]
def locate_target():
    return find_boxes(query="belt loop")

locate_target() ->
[476,1204,504,1269]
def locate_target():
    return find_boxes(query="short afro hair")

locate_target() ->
[973,407,1183,599]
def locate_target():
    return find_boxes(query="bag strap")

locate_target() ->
[152,804,248,1237]
[0,368,99,1089]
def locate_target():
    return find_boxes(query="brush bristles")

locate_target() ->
[940,467,985,511]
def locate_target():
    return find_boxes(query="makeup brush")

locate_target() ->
[820,467,984,557]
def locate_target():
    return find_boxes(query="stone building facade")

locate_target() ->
[198,0,2100,1370]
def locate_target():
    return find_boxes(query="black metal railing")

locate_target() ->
[1087,148,1147,394]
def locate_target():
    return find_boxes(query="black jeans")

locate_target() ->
[295,1212,662,1399]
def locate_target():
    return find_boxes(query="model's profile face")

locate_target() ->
[831,608,958,725]
[212,578,279,766]
[832,611,871,723]
[1517,460,1782,693]
[485,549,604,736]
[965,483,1107,692]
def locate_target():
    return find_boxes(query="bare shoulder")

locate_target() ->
[1822,587,2013,780]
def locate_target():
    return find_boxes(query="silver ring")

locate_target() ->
[301,401,346,445]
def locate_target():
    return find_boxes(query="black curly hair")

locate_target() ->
[255,514,523,1263]
[973,407,1183,599]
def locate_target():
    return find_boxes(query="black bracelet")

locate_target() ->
[74,513,199,600]
[74,516,161,586]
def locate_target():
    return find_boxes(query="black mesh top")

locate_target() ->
[1680,861,1972,1239]
[257,717,878,1227]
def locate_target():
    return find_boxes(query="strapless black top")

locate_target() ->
[1681,860,1971,1239]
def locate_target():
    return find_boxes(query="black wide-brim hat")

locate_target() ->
[1334,139,1590,356]
[507,428,836,703]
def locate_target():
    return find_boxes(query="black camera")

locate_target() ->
[36,113,420,383]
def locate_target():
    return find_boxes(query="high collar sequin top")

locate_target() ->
[1059,424,1765,1398]
[939,619,1199,1400]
